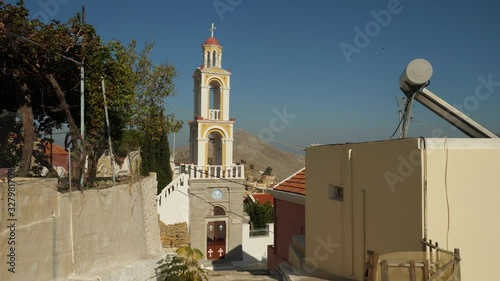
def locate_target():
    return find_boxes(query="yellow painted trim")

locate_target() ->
[205,142,209,166]
[207,77,224,88]
[203,128,226,139]
[220,88,224,119]
[222,142,226,166]
[206,101,210,119]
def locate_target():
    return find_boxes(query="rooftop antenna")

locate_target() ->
[395,96,406,138]
[399,58,498,138]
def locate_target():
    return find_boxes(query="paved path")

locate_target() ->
[206,269,283,281]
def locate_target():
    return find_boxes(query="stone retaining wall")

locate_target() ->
[0,174,161,281]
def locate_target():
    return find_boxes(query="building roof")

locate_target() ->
[45,142,68,168]
[204,37,220,45]
[272,168,306,196]
[251,193,274,206]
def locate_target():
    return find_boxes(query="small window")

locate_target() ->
[328,184,344,201]
[211,206,226,216]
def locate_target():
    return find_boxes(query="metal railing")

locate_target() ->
[250,225,270,237]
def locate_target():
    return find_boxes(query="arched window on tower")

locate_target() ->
[213,50,217,67]
[207,51,211,67]
[207,131,223,165]
[209,80,221,120]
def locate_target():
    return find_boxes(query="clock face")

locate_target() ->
[212,189,222,200]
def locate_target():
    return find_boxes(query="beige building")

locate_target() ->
[305,137,500,280]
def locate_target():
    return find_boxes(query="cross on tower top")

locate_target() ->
[209,23,216,38]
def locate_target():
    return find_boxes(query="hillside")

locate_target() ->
[173,129,305,182]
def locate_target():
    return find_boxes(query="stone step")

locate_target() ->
[202,259,235,271]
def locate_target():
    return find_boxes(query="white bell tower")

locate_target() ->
[189,23,234,167]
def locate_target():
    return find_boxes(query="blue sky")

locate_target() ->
[12,0,500,153]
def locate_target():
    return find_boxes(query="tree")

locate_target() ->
[1,2,182,184]
[141,127,173,194]
[1,2,44,175]
[129,41,181,192]
[245,201,274,229]
[262,166,273,176]
[0,110,22,168]
[0,2,112,179]
[155,245,207,281]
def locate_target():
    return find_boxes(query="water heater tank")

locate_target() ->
[399,58,433,93]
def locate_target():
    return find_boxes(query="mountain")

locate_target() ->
[173,129,305,182]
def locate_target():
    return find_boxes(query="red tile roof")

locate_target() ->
[204,37,220,45]
[272,168,305,196]
[252,193,274,206]
[45,143,69,168]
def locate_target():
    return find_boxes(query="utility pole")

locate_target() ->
[395,97,405,138]
[102,77,116,186]
[401,96,414,138]
[80,6,85,140]
[79,6,85,188]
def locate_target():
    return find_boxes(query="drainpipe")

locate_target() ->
[420,137,428,241]
[348,148,356,278]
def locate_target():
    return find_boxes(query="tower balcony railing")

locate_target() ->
[180,164,245,179]
[209,109,221,120]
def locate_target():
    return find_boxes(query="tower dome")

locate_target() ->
[204,37,220,45]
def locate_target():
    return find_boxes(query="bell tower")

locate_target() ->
[190,23,234,167]
[187,24,245,262]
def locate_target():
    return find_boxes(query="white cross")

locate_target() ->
[209,225,213,232]
[219,224,224,231]
[209,23,216,38]
[218,248,224,257]
[208,249,213,257]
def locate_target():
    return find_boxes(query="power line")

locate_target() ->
[170,160,249,189]
[167,103,306,152]
[8,31,82,66]
[160,165,275,233]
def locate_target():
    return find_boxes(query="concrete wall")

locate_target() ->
[306,139,424,280]
[0,174,162,281]
[424,138,500,280]
[157,173,190,226]
[242,223,274,262]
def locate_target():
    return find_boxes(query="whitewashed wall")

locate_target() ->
[242,223,274,262]
[156,173,190,226]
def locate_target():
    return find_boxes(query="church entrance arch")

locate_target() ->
[206,206,227,260]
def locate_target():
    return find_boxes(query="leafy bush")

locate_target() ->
[155,245,207,281]
[262,166,272,176]
[245,201,273,229]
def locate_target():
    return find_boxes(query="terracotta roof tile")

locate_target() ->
[45,143,69,168]
[252,193,274,206]
[272,168,305,196]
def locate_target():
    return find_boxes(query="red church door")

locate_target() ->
[207,221,226,260]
